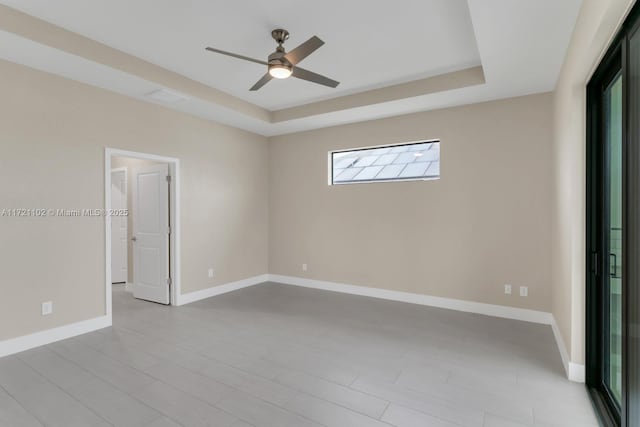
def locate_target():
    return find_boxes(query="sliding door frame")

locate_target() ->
[586,37,625,427]
[587,4,640,426]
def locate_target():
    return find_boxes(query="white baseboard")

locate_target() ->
[551,315,585,383]
[0,315,111,358]
[568,363,585,383]
[2,274,582,386]
[269,275,588,381]
[0,275,267,358]
[268,274,553,325]
[176,274,268,306]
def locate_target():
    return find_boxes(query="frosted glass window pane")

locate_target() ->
[354,155,378,167]
[354,166,384,180]
[426,162,440,176]
[408,143,429,151]
[368,147,392,155]
[331,141,440,184]
[334,157,357,168]
[376,164,405,179]
[399,162,429,178]
[415,149,439,161]
[374,154,398,165]
[333,152,351,160]
[389,145,411,153]
[335,167,363,181]
[393,152,418,164]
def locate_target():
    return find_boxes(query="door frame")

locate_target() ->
[586,39,625,427]
[104,148,181,318]
[110,167,128,284]
[586,3,640,425]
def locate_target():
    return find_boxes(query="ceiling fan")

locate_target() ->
[205,29,340,91]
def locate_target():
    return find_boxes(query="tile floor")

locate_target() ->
[0,282,598,426]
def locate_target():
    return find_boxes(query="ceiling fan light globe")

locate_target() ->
[268,64,292,79]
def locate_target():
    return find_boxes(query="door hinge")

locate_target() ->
[167,277,172,286]
[167,226,171,235]
[166,175,172,183]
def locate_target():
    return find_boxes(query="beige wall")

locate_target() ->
[551,0,635,365]
[110,157,163,284]
[5,0,634,352]
[0,59,269,341]
[269,93,553,312]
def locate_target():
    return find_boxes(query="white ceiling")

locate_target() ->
[0,0,583,136]
[2,0,481,111]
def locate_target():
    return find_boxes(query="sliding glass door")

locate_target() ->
[587,5,640,426]
[587,49,624,426]
[604,71,623,408]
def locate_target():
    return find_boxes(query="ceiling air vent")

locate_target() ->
[145,88,189,104]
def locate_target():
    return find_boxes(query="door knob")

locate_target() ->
[131,236,137,242]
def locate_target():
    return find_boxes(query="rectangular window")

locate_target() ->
[330,140,440,185]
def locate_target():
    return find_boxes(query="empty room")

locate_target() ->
[1,0,639,426]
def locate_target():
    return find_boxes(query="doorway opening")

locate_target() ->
[105,148,180,318]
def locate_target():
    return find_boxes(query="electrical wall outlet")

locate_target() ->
[208,268,214,278]
[504,284,512,295]
[42,301,53,316]
[520,286,528,297]
[302,263,308,272]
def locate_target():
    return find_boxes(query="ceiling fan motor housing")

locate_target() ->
[267,49,292,78]
[268,50,291,66]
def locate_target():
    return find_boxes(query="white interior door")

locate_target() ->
[132,163,170,304]
[110,169,127,283]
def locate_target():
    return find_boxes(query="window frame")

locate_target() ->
[328,139,441,186]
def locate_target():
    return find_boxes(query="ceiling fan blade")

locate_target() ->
[205,47,268,66]
[292,67,339,88]
[250,73,273,91]
[284,36,324,65]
